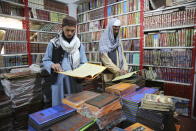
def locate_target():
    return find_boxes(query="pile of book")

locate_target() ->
[84,93,124,130]
[1,70,43,130]
[122,87,159,122]
[140,94,174,111]
[0,91,12,131]
[28,104,97,131]
[136,108,175,131]
[84,93,121,118]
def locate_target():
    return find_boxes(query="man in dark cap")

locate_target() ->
[43,16,87,106]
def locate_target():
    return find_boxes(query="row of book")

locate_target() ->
[144,8,196,29]
[1,29,26,41]
[163,83,191,100]
[77,19,105,33]
[30,8,66,23]
[86,52,100,62]
[143,67,192,83]
[144,0,150,11]
[122,39,140,51]
[28,0,44,9]
[119,26,140,38]
[1,43,27,54]
[144,49,192,67]
[144,28,195,47]
[30,43,47,53]
[124,52,140,65]
[31,23,61,32]
[29,0,68,14]
[107,1,127,17]
[127,0,140,12]
[79,31,102,42]
[0,1,24,17]
[127,12,140,25]
[78,8,104,23]
[84,43,99,52]
[77,0,104,13]
[0,55,28,67]
[30,32,56,42]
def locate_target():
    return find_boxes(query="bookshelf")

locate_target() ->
[0,0,69,68]
[143,0,196,116]
[77,0,142,70]
[77,0,106,64]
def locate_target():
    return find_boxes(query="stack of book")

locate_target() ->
[140,94,174,111]
[136,108,175,131]
[62,91,100,109]
[122,87,159,122]
[28,104,76,130]
[1,70,43,130]
[84,93,121,118]
[96,109,126,130]
[0,91,12,131]
[105,83,138,96]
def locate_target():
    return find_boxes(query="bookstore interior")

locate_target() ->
[0,0,196,130]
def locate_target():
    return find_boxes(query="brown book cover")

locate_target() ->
[84,99,121,118]
[105,83,137,96]
[62,91,100,109]
[85,93,119,109]
[125,123,153,131]
[50,113,95,131]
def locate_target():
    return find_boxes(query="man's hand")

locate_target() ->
[120,69,128,75]
[51,64,63,72]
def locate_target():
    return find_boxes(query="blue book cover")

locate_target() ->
[122,87,158,103]
[29,104,76,126]
[107,6,112,16]
[123,1,127,13]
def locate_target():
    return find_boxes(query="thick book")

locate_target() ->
[62,91,100,109]
[58,63,106,79]
[105,83,137,96]
[85,93,119,109]
[28,104,76,130]
[49,113,96,131]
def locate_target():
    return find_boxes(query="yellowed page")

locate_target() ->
[112,71,137,82]
[58,63,106,78]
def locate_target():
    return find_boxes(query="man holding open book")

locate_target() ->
[99,18,129,81]
[42,16,87,106]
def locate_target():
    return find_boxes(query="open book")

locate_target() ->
[58,63,106,79]
[112,71,137,82]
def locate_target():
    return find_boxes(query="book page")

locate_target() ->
[112,71,137,82]
[58,63,106,78]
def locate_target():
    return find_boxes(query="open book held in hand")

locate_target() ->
[58,63,106,79]
[112,71,138,82]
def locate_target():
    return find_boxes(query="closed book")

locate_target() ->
[105,83,137,96]
[84,99,121,118]
[125,123,153,131]
[49,113,96,131]
[28,104,76,130]
[62,91,100,109]
[85,93,119,109]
